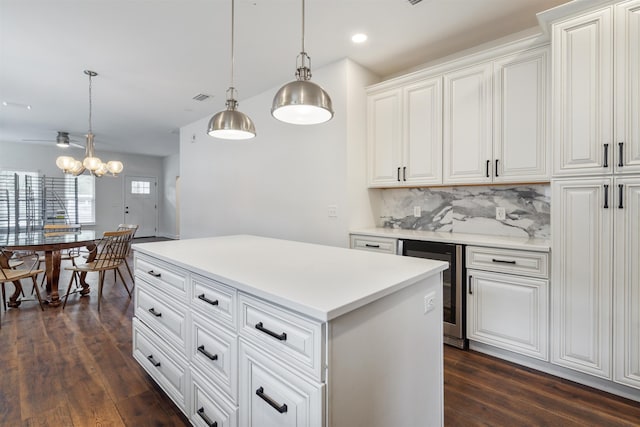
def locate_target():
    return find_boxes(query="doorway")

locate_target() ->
[124,175,158,238]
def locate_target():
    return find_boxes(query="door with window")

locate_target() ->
[124,176,157,238]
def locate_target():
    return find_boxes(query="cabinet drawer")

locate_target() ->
[135,284,189,355]
[239,294,324,382]
[190,368,238,427]
[239,340,324,427]
[135,253,188,302]
[132,318,190,413]
[191,311,238,402]
[350,235,397,254]
[466,246,549,278]
[191,274,237,330]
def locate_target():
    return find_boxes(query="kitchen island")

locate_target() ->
[132,235,447,427]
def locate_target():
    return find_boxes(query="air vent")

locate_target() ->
[192,93,212,101]
[407,0,422,4]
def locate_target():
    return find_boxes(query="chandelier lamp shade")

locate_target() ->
[271,0,333,125]
[56,70,124,177]
[207,0,256,140]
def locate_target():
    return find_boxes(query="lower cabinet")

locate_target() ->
[190,368,238,427]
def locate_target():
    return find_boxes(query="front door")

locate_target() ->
[124,175,157,238]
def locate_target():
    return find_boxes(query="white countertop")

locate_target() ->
[350,228,551,252]
[132,235,448,322]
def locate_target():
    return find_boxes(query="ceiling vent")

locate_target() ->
[192,93,212,101]
[407,0,422,4]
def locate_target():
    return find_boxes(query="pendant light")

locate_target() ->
[56,70,124,177]
[207,0,256,140]
[271,0,333,125]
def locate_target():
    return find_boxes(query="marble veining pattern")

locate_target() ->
[379,185,550,239]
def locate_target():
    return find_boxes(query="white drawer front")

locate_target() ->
[350,235,397,254]
[191,274,236,330]
[135,284,188,355]
[190,368,238,427]
[135,253,188,301]
[239,340,324,427]
[132,318,189,413]
[191,311,238,402]
[466,246,549,278]
[239,294,324,382]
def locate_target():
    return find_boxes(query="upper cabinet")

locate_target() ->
[367,76,443,187]
[552,0,640,176]
[366,36,550,188]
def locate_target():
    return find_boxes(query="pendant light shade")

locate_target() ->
[271,0,333,125]
[208,0,256,140]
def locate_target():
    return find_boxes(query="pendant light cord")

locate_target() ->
[230,0,235,90]
[88,72,93,135]
[301,0,305,54]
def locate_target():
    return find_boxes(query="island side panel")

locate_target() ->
[327,273,444,427]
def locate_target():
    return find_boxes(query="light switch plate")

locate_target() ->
[496,207,506,220]
[414,206,421,217]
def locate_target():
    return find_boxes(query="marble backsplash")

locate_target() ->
[378,185,550,239]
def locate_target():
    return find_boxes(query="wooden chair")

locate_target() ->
[0,248,45,319]
[116,224,138,284]
[62,229,133,311]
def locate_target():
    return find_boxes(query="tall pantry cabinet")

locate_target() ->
[550,0,640,389]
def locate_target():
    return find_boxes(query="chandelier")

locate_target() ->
[56,70,124,177]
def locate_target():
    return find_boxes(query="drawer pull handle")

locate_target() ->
[148,307,162,317]
[365,243,380,248]
[604,143,609,168]
[197,345,218,361]
[619,142,624,167]
[197,293,219,306]
[147,270,161,278]
[255,322,287,341]
[491,258,516,265]
[618,184,624,209]
[197,407,217,427]
[146,354,161,367]
[256,387,288,413]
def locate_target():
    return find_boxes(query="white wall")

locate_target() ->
[0,140,174,236]
[180,58,379,247]
[161,153,180,239]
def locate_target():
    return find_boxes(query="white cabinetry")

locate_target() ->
[466,246,549,360]
[349,234,397,255]
[553,0,640,176]
[367,76,443,187]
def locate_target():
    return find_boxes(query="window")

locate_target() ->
[131,180,151,194]
[74,175,95,224]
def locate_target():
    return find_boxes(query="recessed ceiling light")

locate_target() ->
[351,33,368,43]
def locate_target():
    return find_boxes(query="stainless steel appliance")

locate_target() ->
[399,239,466,348]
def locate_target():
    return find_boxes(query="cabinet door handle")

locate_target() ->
[147,270,161,278]
[468,276,473,295]
[197,407,218,427]
[148,307,162,317]
[256,387,288,413]
[197,293,219,306]
[255,322,287,341]
[491,258,516,264]
[619,142,624,167]
[618,184,624,209]
[604,184,609,209]
[603,144,609,168]
[365,243,380,248]
[486,160,490,178]
[403,166,407,181]
[397,167,401,182]
[146,354,161,367]
[495,159,499,177]
[197,345,218,361]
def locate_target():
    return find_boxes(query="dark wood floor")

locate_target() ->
[1,251,639,426]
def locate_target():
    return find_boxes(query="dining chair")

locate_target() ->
[116,224,138,284]
[62,229,133,311]
[0,248,45,316]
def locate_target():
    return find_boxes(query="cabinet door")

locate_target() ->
[493,47,549,183]
[402,77,443,186]
[551,178,613,378]
[467,270,549,360]
[367,89,402,187]
[552,8,614,176]
[443,62,493,184]
[615,0,640,174]
[614,176,640,389]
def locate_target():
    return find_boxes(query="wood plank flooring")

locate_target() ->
[1,248,639,426]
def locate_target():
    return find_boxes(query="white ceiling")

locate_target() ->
[0,0,569,157]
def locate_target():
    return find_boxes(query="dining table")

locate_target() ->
[0,229,97,307]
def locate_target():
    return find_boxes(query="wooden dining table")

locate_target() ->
[0,230,97,307]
